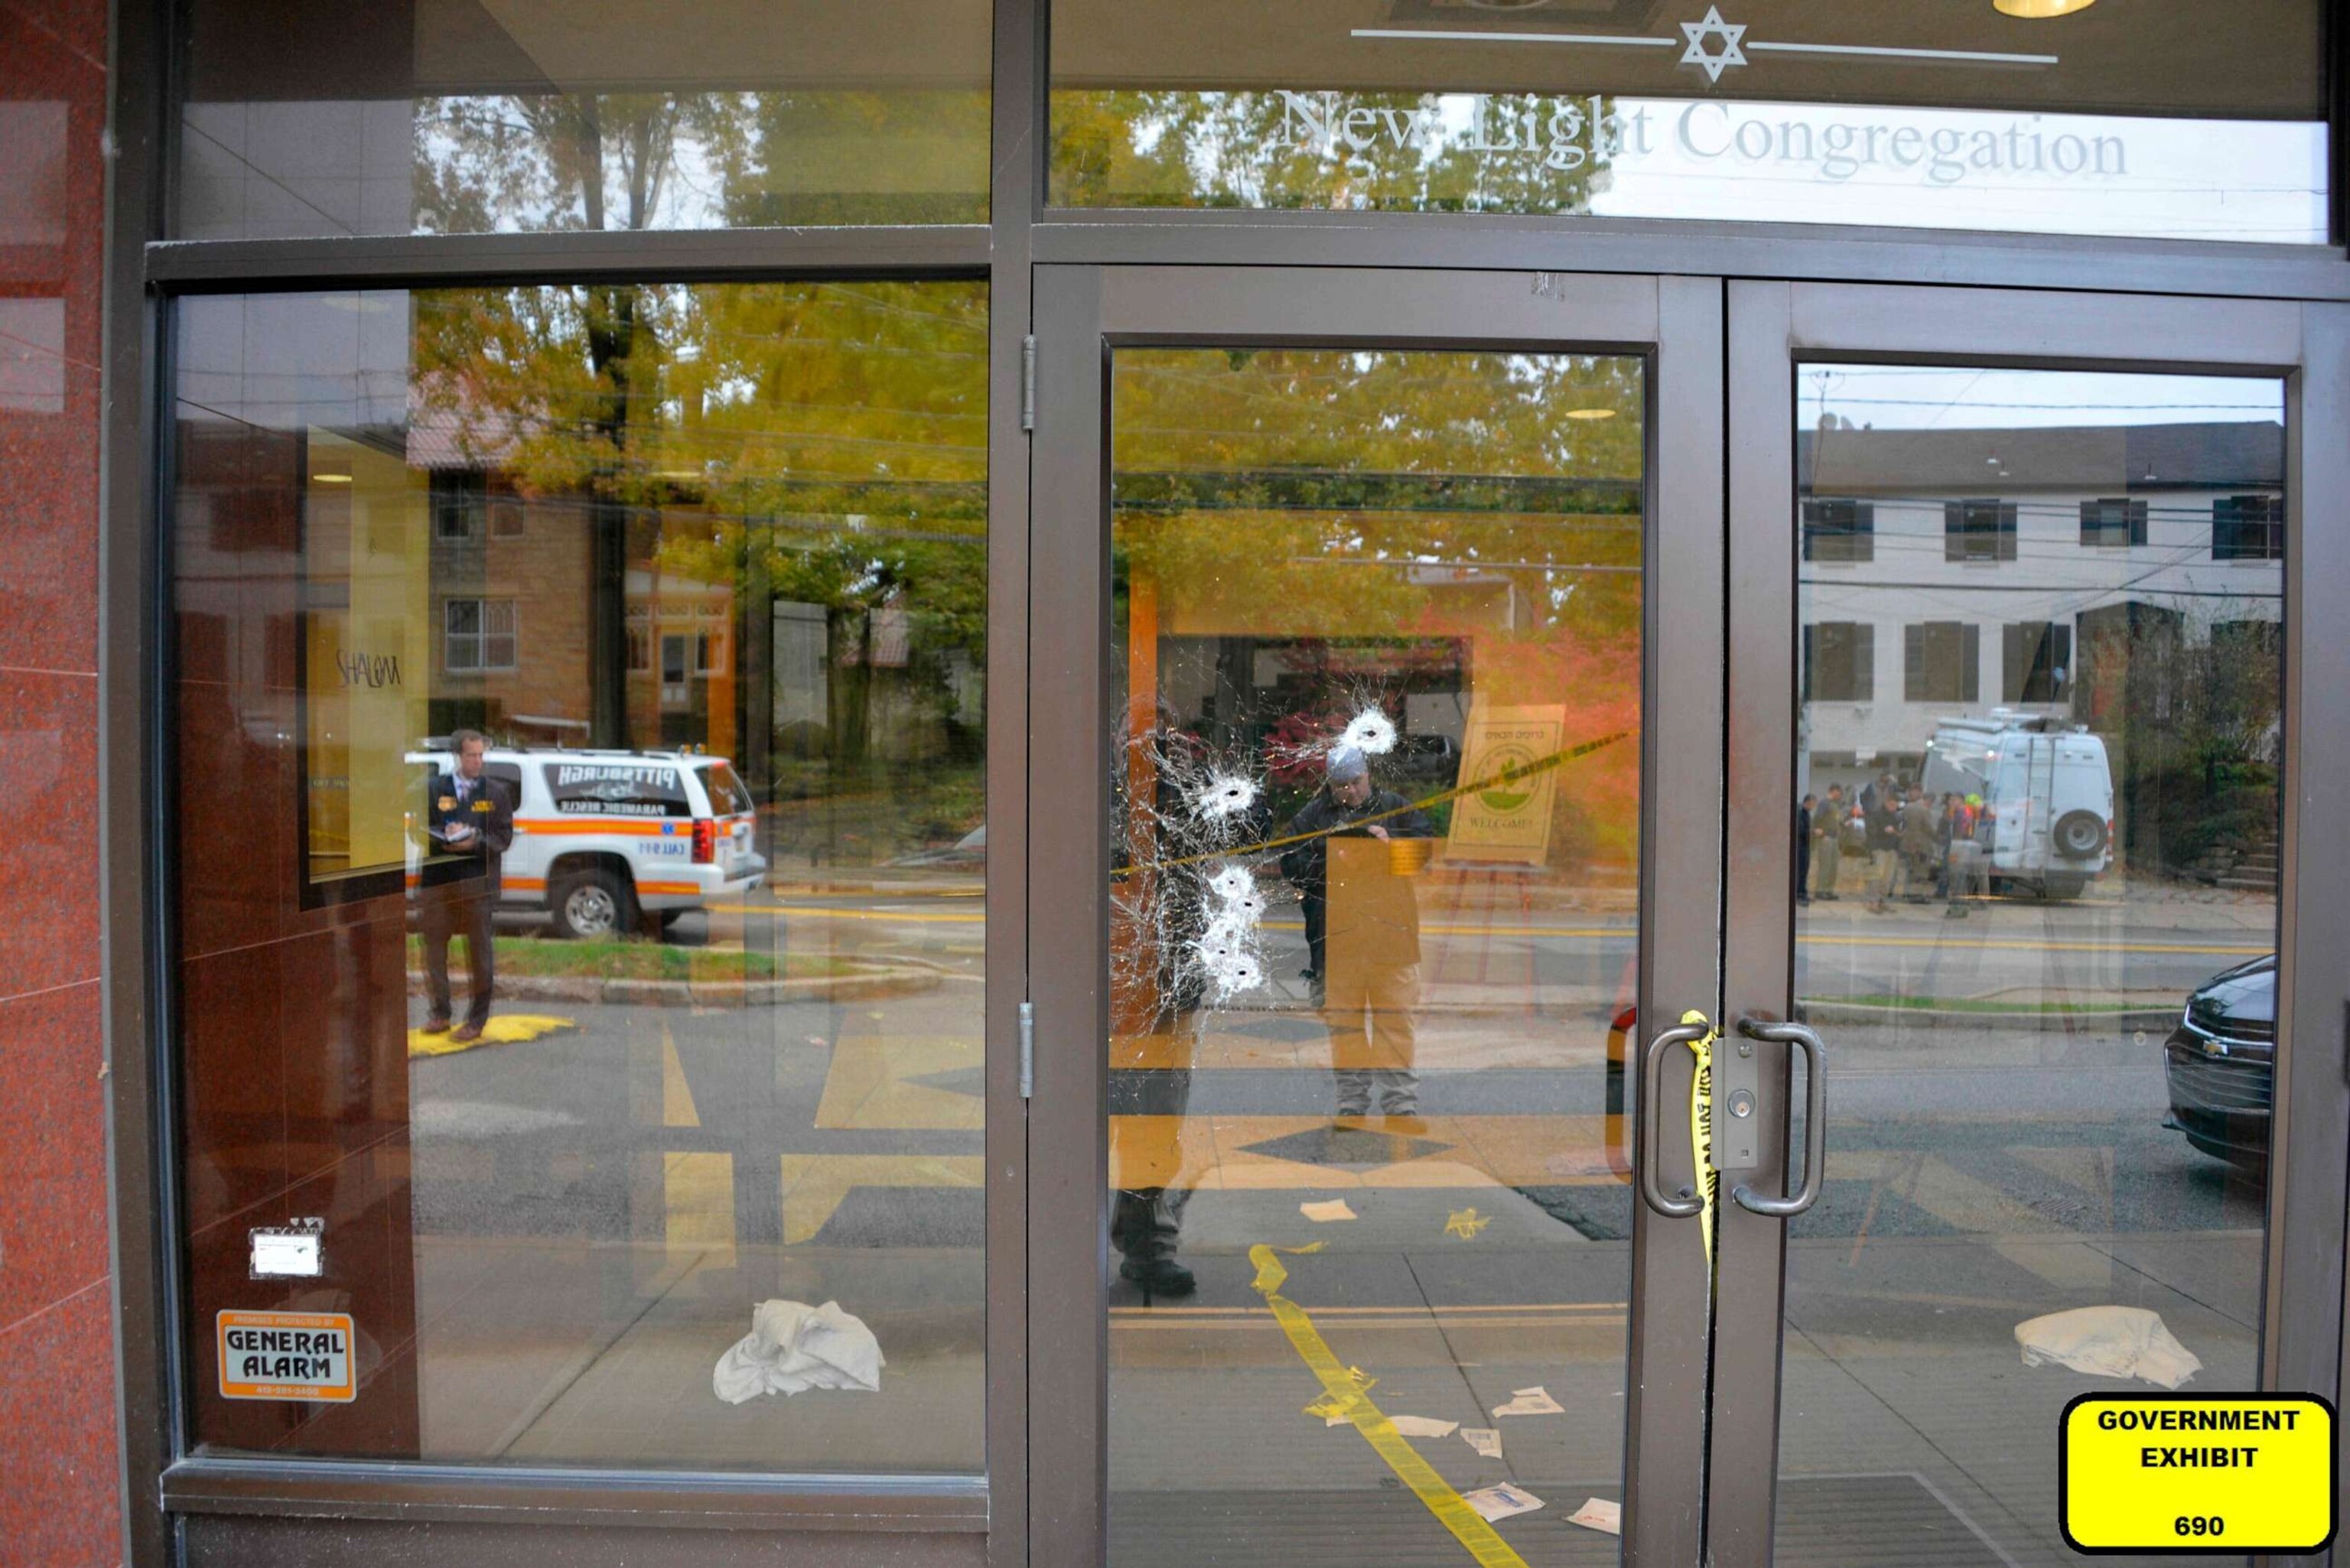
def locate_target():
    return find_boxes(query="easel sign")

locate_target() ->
[1444,704,1565,867]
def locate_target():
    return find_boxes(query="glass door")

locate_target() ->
[1711,284,2350,1568]
[1027,266,1727,1568]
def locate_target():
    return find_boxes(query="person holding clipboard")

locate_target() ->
[420,729,515,1043]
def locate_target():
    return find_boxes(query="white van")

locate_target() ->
[1923,711,2114,899]
[408,747,767,937]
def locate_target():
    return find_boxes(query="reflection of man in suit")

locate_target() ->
[419,730,513,1043]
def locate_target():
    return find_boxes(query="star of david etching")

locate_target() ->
[1678,6,1749,83]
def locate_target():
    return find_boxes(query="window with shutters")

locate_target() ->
[1802,499,1875,563]
[2003,622,2073,703]
[1945,499,2018,562]
[1905,622,1980,703]
[1804,622,1874,702]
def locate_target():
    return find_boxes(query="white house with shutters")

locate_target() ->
[1795,419,2284,797]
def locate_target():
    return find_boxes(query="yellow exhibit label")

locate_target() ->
[2062,1394,2335,1553]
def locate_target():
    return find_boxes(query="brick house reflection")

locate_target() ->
[405,449,978,803]
[407,408,745,760]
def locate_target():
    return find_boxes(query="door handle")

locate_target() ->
[1638,1017,1711,1218]
[1730,1017,1828,1218]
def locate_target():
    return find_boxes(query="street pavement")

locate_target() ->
[415,873,2275,1565]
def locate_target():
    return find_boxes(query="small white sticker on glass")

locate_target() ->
[250,1222,323,1278]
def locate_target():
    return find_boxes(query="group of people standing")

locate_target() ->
[1797,773,1987,917]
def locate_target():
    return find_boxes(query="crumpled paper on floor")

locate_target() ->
[2014,1305,2201,1390]
[713,1299,886,1404]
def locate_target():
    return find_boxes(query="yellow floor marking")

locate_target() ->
[1114,1313,1631,1333]
[1115,1031,1321,1072]
[1115,1302,1625,1319]
[2009,1144,2117,1205]
[776,1153,985,1244]
[662,1025,699,1129]
[1831,1150,2120,1289]
[408,1013,578,1059]
[1108,1114,1625,1191]
[1390,923,1622,940]
[812,1033,985,1132]
[1250,1244,1531,1568]
[1988,1238,2121,1290]
[1834,1150,2056,1236]
[664,1151,736,1267]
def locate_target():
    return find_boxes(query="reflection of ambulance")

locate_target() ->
[1922,711,2115,900]
[408,747,766,938]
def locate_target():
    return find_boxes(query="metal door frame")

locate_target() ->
[1711,282,2350,1567]
[1025,264,1728,1568]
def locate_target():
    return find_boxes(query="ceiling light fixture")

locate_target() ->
[311,473,353,484]
[1994,0,2095,18]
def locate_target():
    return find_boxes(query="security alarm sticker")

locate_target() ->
[2060,1393,2335,1554]
[217,1311,356,1402]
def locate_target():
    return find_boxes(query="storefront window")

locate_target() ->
[171,280,988,1472]
[1050,0,2328,241]
[174,0,990,238]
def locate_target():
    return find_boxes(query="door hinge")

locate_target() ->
[1020,335,1037,432]
[1018,1000,1036,1099]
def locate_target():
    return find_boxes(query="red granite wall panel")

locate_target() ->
[0,0,125,1558]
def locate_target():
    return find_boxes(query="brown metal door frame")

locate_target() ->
[1711,281,2350,1568]
[1025,264,1728,1568]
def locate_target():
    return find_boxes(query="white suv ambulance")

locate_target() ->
[409,747,767,938]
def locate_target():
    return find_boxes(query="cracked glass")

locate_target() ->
[1103,345,1646,1563]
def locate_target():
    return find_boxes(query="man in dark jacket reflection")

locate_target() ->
[1281,746,1434,1124]
[418,730,514,1043]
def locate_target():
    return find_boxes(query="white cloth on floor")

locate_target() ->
[2013,1305,2201,1389]
[713,1299,886,1404]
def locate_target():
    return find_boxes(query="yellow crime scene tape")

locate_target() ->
[1679,1010,1720,1269]
[1118,729,1633,878]
[1249,1244,1534,1568]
